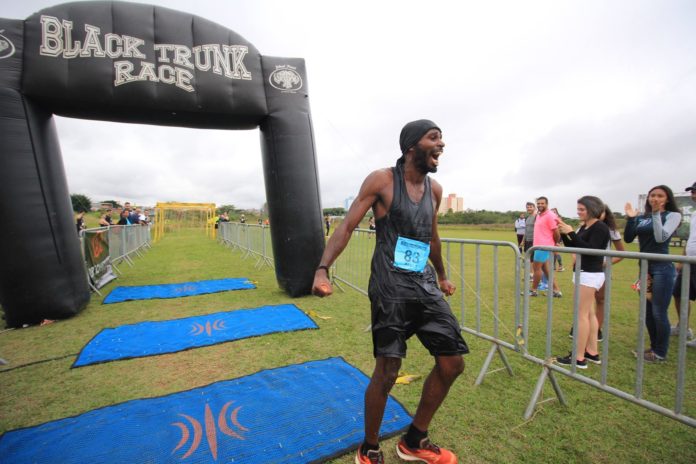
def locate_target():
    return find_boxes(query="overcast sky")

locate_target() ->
[5,0,696,217]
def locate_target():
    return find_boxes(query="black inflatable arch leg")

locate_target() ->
[0,89,90,327]
[260,57,325,296]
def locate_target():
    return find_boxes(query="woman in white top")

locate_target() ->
[514,213,526,252]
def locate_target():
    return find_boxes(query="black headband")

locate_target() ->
[399,119,441,155]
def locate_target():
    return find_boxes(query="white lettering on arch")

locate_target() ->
[38,16,255,93]
[80,25,105,57]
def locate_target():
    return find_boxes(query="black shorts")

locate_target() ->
[524,240,535,262]
[673,263,696,301]
[370,296,469,358]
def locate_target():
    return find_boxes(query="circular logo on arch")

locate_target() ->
[269,65,303,93]
[0,30,16,60]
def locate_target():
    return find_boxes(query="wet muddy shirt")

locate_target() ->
[368,162,443,302]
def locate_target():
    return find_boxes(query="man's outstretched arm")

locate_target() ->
[312,170,389,296]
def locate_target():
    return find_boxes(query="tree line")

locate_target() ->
[322,207,626,228]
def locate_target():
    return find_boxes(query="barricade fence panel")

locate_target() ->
[440,238,521,351]
[322,230,695,427]
[218,223,274,268]
[521,245,696,427]
[80,224,152,294]
[107,224,152,265]
[332,229,375,296]
[331,231,522,349]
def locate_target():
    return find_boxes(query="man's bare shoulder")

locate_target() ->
[361,167,393,191]
[368,167,393,181]
[429,176,443,197]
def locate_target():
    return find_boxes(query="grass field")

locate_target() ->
[1,226,695,463]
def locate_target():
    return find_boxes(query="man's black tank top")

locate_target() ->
[368,161,443,302]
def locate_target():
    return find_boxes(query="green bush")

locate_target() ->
[70,193,92,213]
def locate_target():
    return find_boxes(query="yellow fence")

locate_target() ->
[153,202,216,242]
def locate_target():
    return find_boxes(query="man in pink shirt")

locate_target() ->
[531,196,562,297]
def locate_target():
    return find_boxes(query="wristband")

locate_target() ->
[316,265,330,274]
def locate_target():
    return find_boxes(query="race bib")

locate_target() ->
[393,236,430,272]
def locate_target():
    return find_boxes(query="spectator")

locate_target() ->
[523,202,536,280]
[551,208,565,271]
[625,184,682,362]
[325,215,331,236]
[671,181,696,345]
[571,204,626,341]
[530,196,562,297]
[129,206,140,224]
[595,205,625,340]
[104,208,113,225]
[136,208,147,225]
[117,209,132,225]
[240,214,246,224]
[98,212,111,227]
[514,213,526,253]
[215,212,230,230]
[555,196,610,368]
[554,237,565,271]
[75,211,86,234]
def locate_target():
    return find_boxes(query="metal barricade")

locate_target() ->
[107,224,151,269]
[331,231,522,384]
[218,222,273,269]
[332,228,375,296]
[80,224,152,293]
[521,245,696,428]
[440,238,521,385]
[329,231,696,428]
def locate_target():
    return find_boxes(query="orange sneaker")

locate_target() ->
[396,437,457,463]
[355,447,384,464]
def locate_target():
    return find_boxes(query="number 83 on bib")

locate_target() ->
[393,236,430,273]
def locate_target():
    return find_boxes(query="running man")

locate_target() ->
[313,120,467,464]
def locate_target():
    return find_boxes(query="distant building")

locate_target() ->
[438,193,464,214]
[344,196,355,211]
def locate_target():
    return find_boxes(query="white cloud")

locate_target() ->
[4,0,696,215]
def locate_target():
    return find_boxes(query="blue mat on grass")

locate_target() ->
[103,278,255,304]
[73,304,317,367]
[0,357,411,463]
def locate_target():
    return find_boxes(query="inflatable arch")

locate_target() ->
[0,1,325,327]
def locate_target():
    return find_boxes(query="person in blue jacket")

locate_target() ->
[624,185,682,362]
